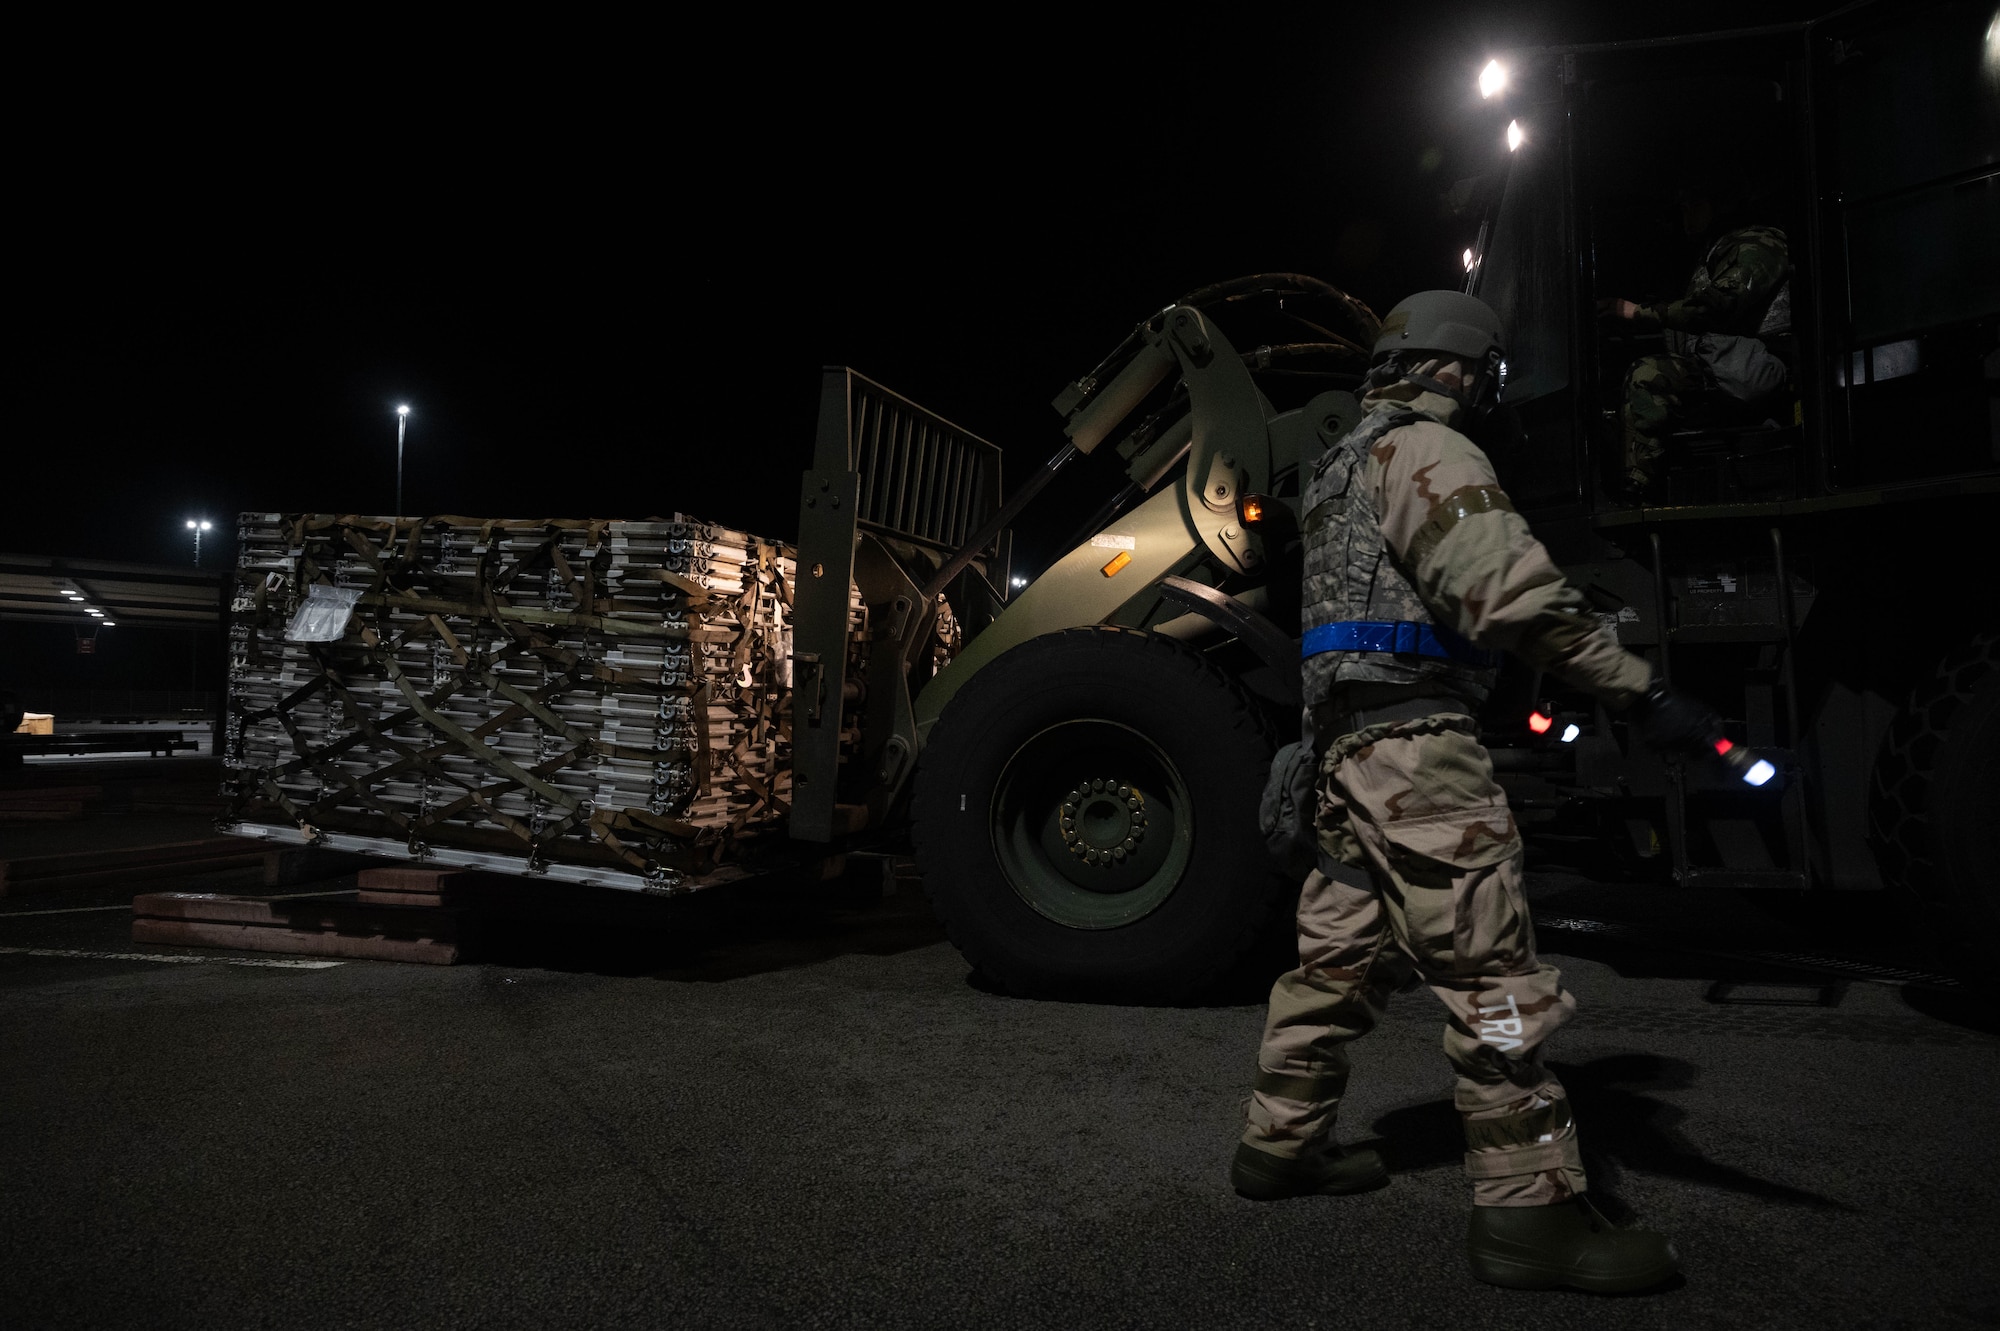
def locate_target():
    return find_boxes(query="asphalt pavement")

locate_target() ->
[2,848,1997,1331]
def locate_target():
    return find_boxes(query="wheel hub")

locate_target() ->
[1059,778,1149,866]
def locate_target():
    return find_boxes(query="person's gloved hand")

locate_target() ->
[1625,675,1726,759]
[1626,673,1779,786]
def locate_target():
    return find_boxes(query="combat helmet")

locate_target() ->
[1369,289,1507,408]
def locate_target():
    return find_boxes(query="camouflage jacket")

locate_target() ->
[1635,225,1791,338]
[1302,371,1653,710]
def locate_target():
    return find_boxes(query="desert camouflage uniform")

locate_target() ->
[1244,360,1652,1206]
[1621,225,1792,491]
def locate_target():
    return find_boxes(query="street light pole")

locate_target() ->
[185,518,212,567]
[396,404,411,517]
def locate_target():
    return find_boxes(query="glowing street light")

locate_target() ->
[1506,120,1525,152]
[1478,59,1508,99]
[185,518,213,567]
[396,404,412,518]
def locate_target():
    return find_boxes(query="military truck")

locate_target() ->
[1449,1,1997,911]
[784,0,1998,1000]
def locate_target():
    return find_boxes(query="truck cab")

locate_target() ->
[1465,0,1997,914]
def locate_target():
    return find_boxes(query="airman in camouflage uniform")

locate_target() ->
[1607,224,1792,498]
[1233,290,1689,1294]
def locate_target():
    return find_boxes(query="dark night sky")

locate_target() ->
[11,3,1834,577]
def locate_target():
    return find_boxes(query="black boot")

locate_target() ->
[1230,1140,1388,1200]
[1467,1194,1679,1293]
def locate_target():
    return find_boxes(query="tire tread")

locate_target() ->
[911,626,1285,1002]
[1868,633,1999,907]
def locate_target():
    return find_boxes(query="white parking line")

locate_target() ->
[0,890,358,920]
[0,946,342,969]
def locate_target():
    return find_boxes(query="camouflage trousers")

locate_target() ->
[1619,351,1706,490]
[1241,706,1588,1206]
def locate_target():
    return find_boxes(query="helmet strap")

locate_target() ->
[1369,351,1503,415]
[1401,370,1471,406]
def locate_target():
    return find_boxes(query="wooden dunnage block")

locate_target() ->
[130,891,466,964]
[353,865,485,907]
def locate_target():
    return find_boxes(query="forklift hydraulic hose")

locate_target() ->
[919,441,1080,602]
[1176,273,1380,344]
[1155,576,1303,705]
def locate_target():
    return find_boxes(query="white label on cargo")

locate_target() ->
[1090,534,1137,551]
[284,584,364,643]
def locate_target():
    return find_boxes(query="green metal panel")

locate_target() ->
[913,483,1201,737]
[913,306,1282,738]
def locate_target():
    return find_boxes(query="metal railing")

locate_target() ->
[823,368,1003,554]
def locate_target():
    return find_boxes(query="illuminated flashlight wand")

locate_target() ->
[1707,734,1779,788]
[1627,676,1780,788]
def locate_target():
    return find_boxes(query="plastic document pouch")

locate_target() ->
[283,584,363,643]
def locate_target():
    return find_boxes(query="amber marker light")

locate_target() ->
[1101,550,1134,578]
[1238,494,1268,525]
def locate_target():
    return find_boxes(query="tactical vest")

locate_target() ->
[1299,404,1499,706]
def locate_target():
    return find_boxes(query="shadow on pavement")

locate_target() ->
[1365,1053,1855,1216]
[1896,986,2000,1037]
[467,863,948,981]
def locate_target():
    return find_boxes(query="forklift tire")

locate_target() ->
[1869,633,2000,937]
[911,626,1291,1003]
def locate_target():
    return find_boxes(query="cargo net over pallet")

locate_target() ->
[221,514,864,892]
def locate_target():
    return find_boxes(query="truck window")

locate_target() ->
[1473,125,1579,510]
[1820,0,2000,484]
[1477,138,1568,407]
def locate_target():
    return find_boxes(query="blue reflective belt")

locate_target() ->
[1301,620,1497,667]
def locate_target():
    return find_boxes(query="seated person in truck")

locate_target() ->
[1598,176,1793,501]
